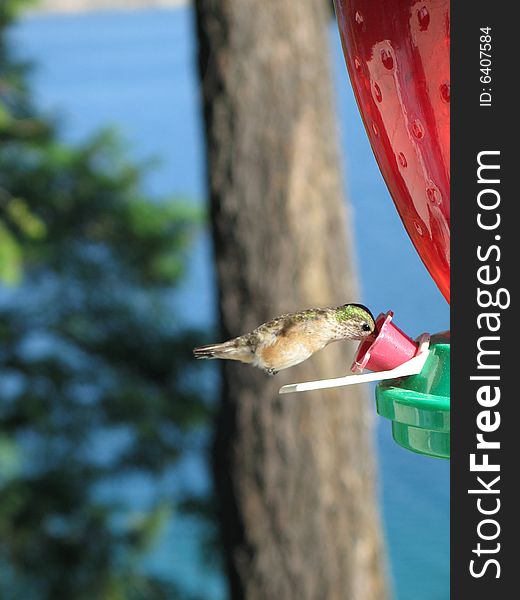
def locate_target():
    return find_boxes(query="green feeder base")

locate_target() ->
[375,332,450,459]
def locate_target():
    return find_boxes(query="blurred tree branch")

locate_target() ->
[0,2,213,598]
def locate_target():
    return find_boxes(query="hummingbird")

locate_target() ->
[193,303,376,375]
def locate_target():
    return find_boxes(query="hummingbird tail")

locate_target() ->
[193,338,253,364]
[193,340,239,360]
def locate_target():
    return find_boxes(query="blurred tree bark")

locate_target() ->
[194,1,389,599]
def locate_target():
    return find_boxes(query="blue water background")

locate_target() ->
[12,7,449,600]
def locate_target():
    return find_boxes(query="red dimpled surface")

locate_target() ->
[335,0,450,302]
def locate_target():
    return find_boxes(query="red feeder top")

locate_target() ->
[335,0,450,302]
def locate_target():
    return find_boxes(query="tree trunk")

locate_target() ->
[194,1,389,598]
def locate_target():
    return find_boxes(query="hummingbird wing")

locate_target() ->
[253,310,330,372]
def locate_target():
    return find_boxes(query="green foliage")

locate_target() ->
[0,0,36,29]
[1,0,48,284]
[0,3,211,598]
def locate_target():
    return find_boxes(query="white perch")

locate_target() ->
[279,334,430,395]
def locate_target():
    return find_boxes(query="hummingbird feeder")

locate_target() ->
[280,0,450,459]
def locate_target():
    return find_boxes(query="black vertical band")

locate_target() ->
[452,1,516,596]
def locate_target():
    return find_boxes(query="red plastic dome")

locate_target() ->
[334,0,450,302]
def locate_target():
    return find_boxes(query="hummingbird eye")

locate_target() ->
[361,322,371,332]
